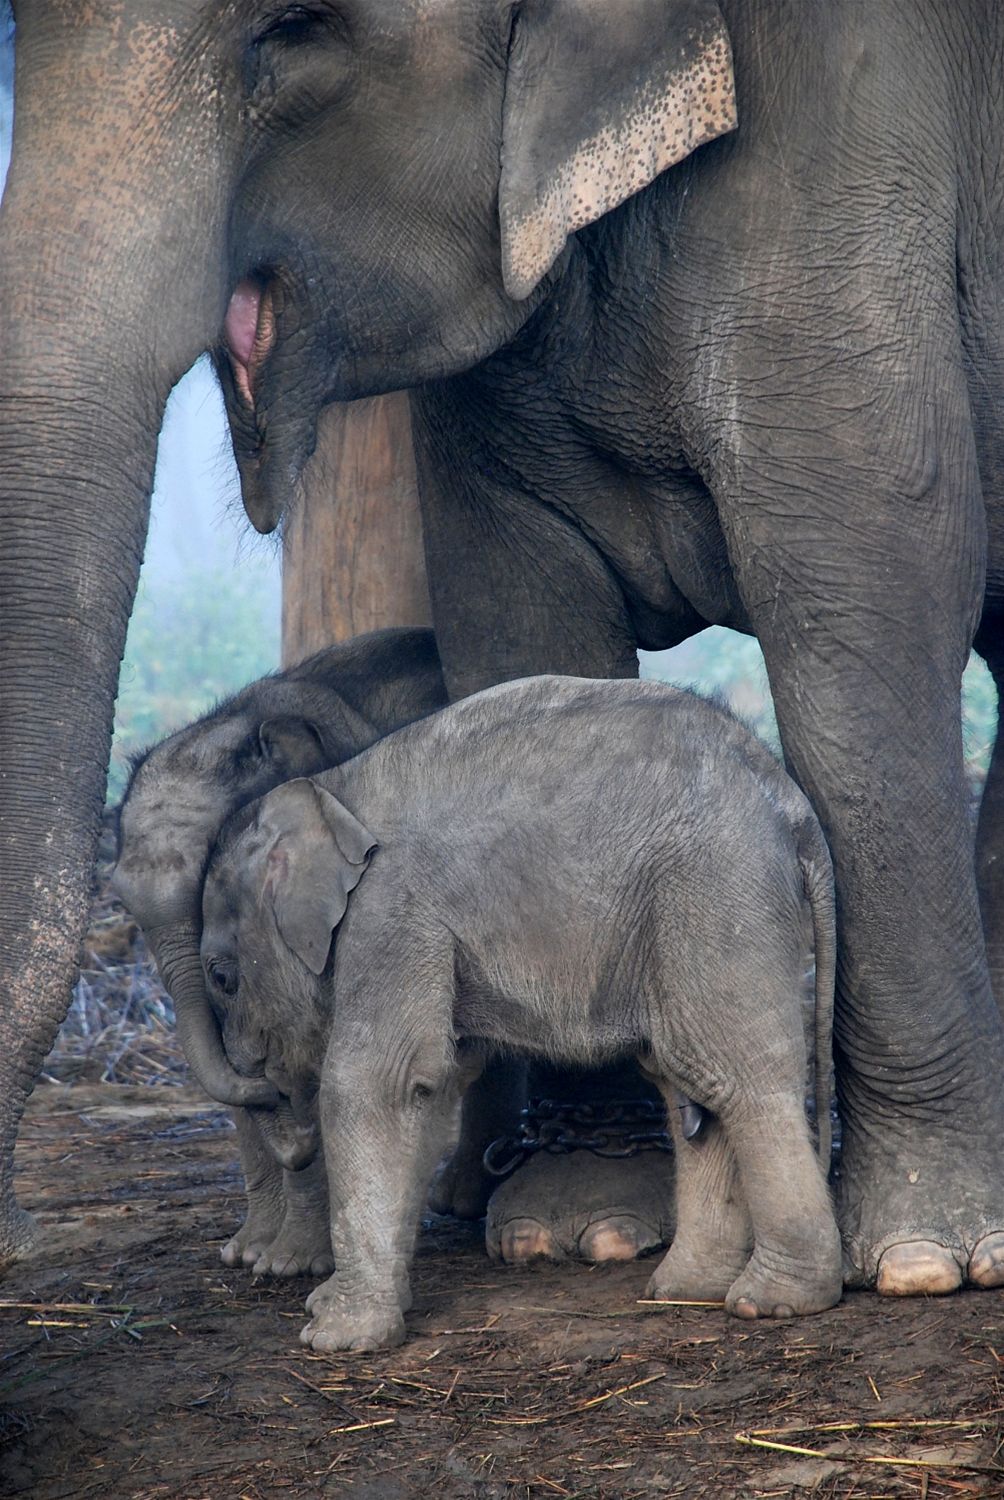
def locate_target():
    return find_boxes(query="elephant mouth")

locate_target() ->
[219,270,318,535]
[223,276,278,408]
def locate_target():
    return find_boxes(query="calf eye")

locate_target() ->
[207,959,239,999]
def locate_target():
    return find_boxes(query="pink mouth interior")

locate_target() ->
[224,280,274,406]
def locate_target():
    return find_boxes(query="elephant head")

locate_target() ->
[0,0,733,1261]
[112,629,444,1107]
[200,778,376,1099]
[214,0,738,532]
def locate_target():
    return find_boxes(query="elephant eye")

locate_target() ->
[207,959,239,999]
[255,5,330,47]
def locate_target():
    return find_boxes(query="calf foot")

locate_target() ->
[725,1241,843,1319]
[486,1152,674,1263]
[301,1274,406,1352]
[645,1242,750,1304]
[250,1160,333,1278]
[839,1117,1004,1294]
[221,1197,284,1269]
[428,1147,494,1220]
[251,1218,334,1278]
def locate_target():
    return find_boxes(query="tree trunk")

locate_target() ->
[282,393,432,666]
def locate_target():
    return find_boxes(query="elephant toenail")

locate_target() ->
[499,1218,560,1263]
[876,1240,963,1296]
[733,1298,759,1319]
[969,1232,1004,1287]
[774,1303,794,1319]
[578,1216,660,1263]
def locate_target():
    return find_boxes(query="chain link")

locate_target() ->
[482,1097,675,1178]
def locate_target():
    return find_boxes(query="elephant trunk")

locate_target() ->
[147,922,278,1109]
[0,4,238,1266]
[0,344,162,1268]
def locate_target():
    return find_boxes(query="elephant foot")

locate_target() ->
[0,1202,37,1275]
[220,1193,284,1269]
[644,1242,749,1305]
[725,1247,842,1319]
[428,1145,495,1220]
[251,1162,333,1278]
[301,1274,406,1352]
[485,1150,674,1264]
[838,1121,1004,1294]
[251,1220,334,1279]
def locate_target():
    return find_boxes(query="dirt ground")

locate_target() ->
[0,1085,1001,1500]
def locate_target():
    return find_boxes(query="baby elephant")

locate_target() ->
[202,676,842,1351]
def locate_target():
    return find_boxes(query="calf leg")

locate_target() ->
[220,1107,286,1269]
[643,1103,752,1304]
[222,1107,333,1277]
[429,1058,527,1220]
[302,939,464,1352]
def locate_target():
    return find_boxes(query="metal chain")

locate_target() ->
[482,1097,674,1178]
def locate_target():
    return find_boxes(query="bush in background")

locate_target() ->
[642,628,997,790]
[107,559,281,803]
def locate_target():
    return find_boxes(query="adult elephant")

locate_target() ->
[2,0,1004,1297]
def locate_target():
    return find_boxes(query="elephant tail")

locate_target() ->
[797,814,836,1173]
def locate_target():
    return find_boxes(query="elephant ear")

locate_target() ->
[499,0,737,299]
[258,779,377,976]
[258,698,376,776]
[258,717,329,776]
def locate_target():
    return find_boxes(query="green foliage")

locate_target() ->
[963,651,998,785]
[109,598,999,808]
[107,561,280,802]
[640,628,780,752]
[642,627,998,787]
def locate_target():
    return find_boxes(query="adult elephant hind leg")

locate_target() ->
[721,385,1004,1297]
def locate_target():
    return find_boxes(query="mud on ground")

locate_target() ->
[1,1084,1002,1500]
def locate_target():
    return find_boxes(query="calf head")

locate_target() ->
[202,780,376,1093]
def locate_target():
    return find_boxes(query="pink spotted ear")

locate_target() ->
[499,0,737,300]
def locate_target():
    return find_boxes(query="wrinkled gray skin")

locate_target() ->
[203,677,841,1351]
[112,626,516,1277]
[4,1,1004,1299]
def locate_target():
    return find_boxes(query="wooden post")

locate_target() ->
[281,392,432,666]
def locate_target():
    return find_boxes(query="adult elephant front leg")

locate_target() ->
[719,376,1004,1295]
[0,2,244,1270]
[414,410,679,1265]
[973,625,1004,1013]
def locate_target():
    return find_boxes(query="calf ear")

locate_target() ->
[499,0,736,299]
[258,717,328,776]
[258,780,377,976]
